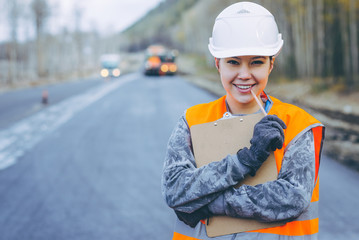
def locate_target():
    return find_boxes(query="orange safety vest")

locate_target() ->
[173,95,325,240]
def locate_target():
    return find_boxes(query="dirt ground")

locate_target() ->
[177,55,359,171]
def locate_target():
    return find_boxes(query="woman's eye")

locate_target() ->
[227,60,239,65]
[252,60,264,65]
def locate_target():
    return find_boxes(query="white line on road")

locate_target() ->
[0,74,136,170]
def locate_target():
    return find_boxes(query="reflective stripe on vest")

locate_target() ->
[173,219,319,240]
[173,231,319,240]
[176,95,324,239]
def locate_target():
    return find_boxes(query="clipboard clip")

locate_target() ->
[222,112,234,119]
[213,112,244,126]
[220,112,244,121]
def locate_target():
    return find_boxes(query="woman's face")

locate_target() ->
[216,55,273,114]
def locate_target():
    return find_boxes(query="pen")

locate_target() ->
[251,89,267,116]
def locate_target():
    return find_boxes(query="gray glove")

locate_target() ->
[237,115,286,176]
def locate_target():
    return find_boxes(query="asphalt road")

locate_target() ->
[0,73,358,239]
[0,77,103,130]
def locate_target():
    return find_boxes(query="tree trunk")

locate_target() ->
[7,0,20,84]
[339,1,351,86]
[31,0,50,78]
[305,0,314,80]
[349,0,358,86]
[291,0,305,78]
[315,0,325,78]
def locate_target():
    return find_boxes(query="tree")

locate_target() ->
[315,0,325,78]
[74,4,84,78]
[6,0,22,84]
[349,0,358,87]
[31,0,50,78]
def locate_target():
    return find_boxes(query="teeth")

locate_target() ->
[236,85,251,90]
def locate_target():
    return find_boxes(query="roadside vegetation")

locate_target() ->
[0,0,120,90]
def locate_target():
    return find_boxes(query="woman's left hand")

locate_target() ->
[175,205,212,228]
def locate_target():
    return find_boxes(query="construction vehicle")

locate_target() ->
[144,45,177,76]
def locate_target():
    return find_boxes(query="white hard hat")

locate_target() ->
[208,2,283,58]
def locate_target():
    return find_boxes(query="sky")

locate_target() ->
[0,0,163,42]
[50,0,163,34]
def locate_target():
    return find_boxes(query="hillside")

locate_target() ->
[119,0,200,51]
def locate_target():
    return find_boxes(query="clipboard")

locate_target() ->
[190,113,284,237]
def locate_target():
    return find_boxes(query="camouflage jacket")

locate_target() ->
[161,113,315,222]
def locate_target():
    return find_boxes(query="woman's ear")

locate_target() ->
[215,58,220,72]
[269,57,275,73]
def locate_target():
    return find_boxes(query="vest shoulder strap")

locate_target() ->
[269,96,322,141]
[186,96,227,128]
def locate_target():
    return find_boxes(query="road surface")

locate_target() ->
[0,77,103,130]
[0,73,358,239]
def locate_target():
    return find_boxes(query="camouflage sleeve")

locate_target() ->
[161,114,252,213]
[208,130,316,222]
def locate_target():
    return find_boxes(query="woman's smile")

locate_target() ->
[233,83,256,92]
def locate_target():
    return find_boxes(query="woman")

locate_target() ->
[162,2,325,240]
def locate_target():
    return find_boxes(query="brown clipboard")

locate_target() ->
[190,113,284,237]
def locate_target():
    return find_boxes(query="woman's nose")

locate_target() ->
[236,66,251,80]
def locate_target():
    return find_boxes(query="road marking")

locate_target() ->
[0,74,136,170]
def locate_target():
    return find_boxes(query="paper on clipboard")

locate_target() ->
[190,113,284,237]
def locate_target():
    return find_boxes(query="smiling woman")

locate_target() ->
[162,2,325,240]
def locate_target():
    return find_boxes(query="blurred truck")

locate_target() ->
[144,45,177,76]
[100,54,121,78]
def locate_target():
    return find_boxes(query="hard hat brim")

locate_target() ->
[208,39,283,58]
